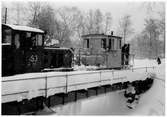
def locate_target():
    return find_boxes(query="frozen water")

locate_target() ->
[47,77,164,115]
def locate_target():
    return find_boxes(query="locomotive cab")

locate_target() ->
[2,24,45,76]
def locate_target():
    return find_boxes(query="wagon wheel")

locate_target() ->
[25,51,42,73]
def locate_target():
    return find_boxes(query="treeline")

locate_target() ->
[2,2,165,58]
[23,2,112,48]
[130,17,165,58]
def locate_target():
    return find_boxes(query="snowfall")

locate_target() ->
[37,58,165,115]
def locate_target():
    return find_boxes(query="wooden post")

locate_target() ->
[45,76,48,100]
[78,48,81,66]
[100,71,102,86]
[66,73,68,93]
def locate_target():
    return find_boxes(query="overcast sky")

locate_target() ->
[2,1,165,37]
[50,1,164,34]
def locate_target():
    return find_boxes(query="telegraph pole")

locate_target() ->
[4,8,7,24]
[16,3,20,25]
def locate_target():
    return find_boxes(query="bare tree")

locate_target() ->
[1,6,7,24]
[28,1,42,27]
[118,15,134,45]
[94,9,103,33]
[144,18,160,58]
[84,9,104,34]
[158,11,165,57]
[104,12,112,34]
[85,9,94,34]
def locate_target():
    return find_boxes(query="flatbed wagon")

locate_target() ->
[2,66,156,103]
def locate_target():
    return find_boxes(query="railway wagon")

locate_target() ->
[78,32,130,68]
[2,24,73,76]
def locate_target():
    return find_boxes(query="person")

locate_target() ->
[157,57,161,65]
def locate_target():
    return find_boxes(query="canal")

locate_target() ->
[36,76,164,115]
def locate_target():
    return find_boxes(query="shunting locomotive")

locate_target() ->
[77,32,131,69]
[2,24,73,76]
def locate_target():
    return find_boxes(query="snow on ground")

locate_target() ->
[38,58,165,115]
[133,58,159,68]
[73,58,160,71]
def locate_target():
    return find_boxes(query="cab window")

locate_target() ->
[14,34,20,49]
[2,29,12,44]
[101,38,106,49]
[36,34,43,46]
[24,32,43,47]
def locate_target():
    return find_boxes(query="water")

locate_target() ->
[36,77,164,115]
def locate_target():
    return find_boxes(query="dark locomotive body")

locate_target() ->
[2,24,73,76]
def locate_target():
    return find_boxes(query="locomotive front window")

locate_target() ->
[86,39,89,48]
[24,33,43,47]
[2,29,12,44]
[26,32,31,38]
[101,38,106,49]
[14,34,20,49]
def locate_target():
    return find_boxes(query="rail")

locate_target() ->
[2,66,156,103]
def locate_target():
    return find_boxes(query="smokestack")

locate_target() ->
[111,31,113,36]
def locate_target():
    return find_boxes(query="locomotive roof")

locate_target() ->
[82,34,122,39]
[2,24,44,33]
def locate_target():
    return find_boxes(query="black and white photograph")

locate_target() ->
[1,0,166,115]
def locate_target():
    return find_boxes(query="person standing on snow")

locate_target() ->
[157,57,161,65]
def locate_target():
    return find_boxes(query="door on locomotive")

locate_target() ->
[2,24,44,76]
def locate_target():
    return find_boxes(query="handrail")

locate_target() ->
[2,66,157,103]
[2,66,156,82]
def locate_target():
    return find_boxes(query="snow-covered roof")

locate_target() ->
[82,34,122,39]
[3,24,44,33]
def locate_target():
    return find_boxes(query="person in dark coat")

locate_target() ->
[157,57,161,65]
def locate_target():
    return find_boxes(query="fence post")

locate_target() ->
[66,73,68,93]
[100,71,102,86]
[112,70,114,84]
[45,75,48,99]
[146,67,147,72]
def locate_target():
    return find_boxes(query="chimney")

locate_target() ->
[111,31,113,36]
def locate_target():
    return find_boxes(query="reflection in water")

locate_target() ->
[36,59,164,115]
[51,90,135,115]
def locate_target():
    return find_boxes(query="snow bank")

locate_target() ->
[133,58,164,67]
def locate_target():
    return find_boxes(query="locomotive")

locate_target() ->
[78,32,130,69]
[2,24,73,76]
